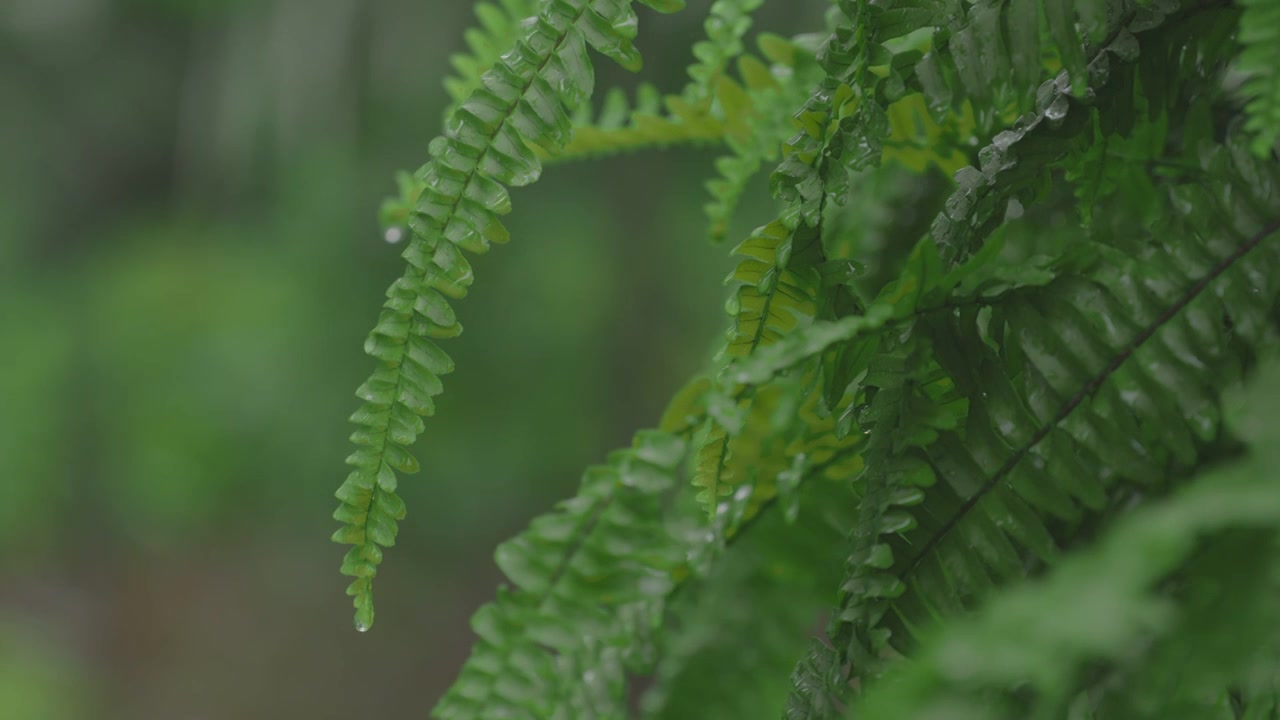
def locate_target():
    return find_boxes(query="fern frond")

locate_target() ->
[689,1,869,521]
[854,366,1280,718]
[1238,0,1280,155]
[682,0,764,105]
[692,216,826,517]
[906,0,1135,130]
[704,37,826,242]
[543,83,727,162]
[333,0,683,632]
[442,0,541,120]
[433,430,688,719]
[782,138,1277,711]
[691,421,734,511]
[780,5,1277,710]
[692,0,965,524]
[546,33,820,167]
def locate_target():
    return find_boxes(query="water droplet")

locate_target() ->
[1044,96,1069,121]
[955,166,985,191]
[384,227,404,244]
[992,131,1019,151]
[945,191,975,221]
[1108,30,1140,62]
[978,146,1009,175]
[355,620,369,633]
[1005,197,1025,220]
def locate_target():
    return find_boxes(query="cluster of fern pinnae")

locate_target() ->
[335,0,1280,717]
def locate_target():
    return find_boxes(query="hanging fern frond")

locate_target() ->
[1238,0,1280,156]
[333,0,684,632]
[442,0,541,119]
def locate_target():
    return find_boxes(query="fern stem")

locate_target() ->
[541,494,613,601]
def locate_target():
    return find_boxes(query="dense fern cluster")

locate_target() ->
[333,0,1280,717]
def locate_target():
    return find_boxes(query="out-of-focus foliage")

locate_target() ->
[1,0,769,717]
[343,0,1280,718]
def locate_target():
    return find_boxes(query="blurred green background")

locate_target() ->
[0,0,826,716]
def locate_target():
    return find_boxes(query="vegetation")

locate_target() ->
[331,0,1280,717]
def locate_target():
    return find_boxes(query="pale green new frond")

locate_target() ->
[688,1,864,521]
[704,37,825,242]
[543,84,726,162]
[545,31,820,168]
[681,0,764,104]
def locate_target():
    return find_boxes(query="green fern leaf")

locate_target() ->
[805,133,1279,718]
[783,6,1278,710]
[442,0,540,119]
[333,0,682,632]
[855,363,1280,717]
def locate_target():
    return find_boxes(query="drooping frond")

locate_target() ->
[442,0,541,120]
[432,430,688,720]
[333,0,684,632]
[1238,0,1280,156]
